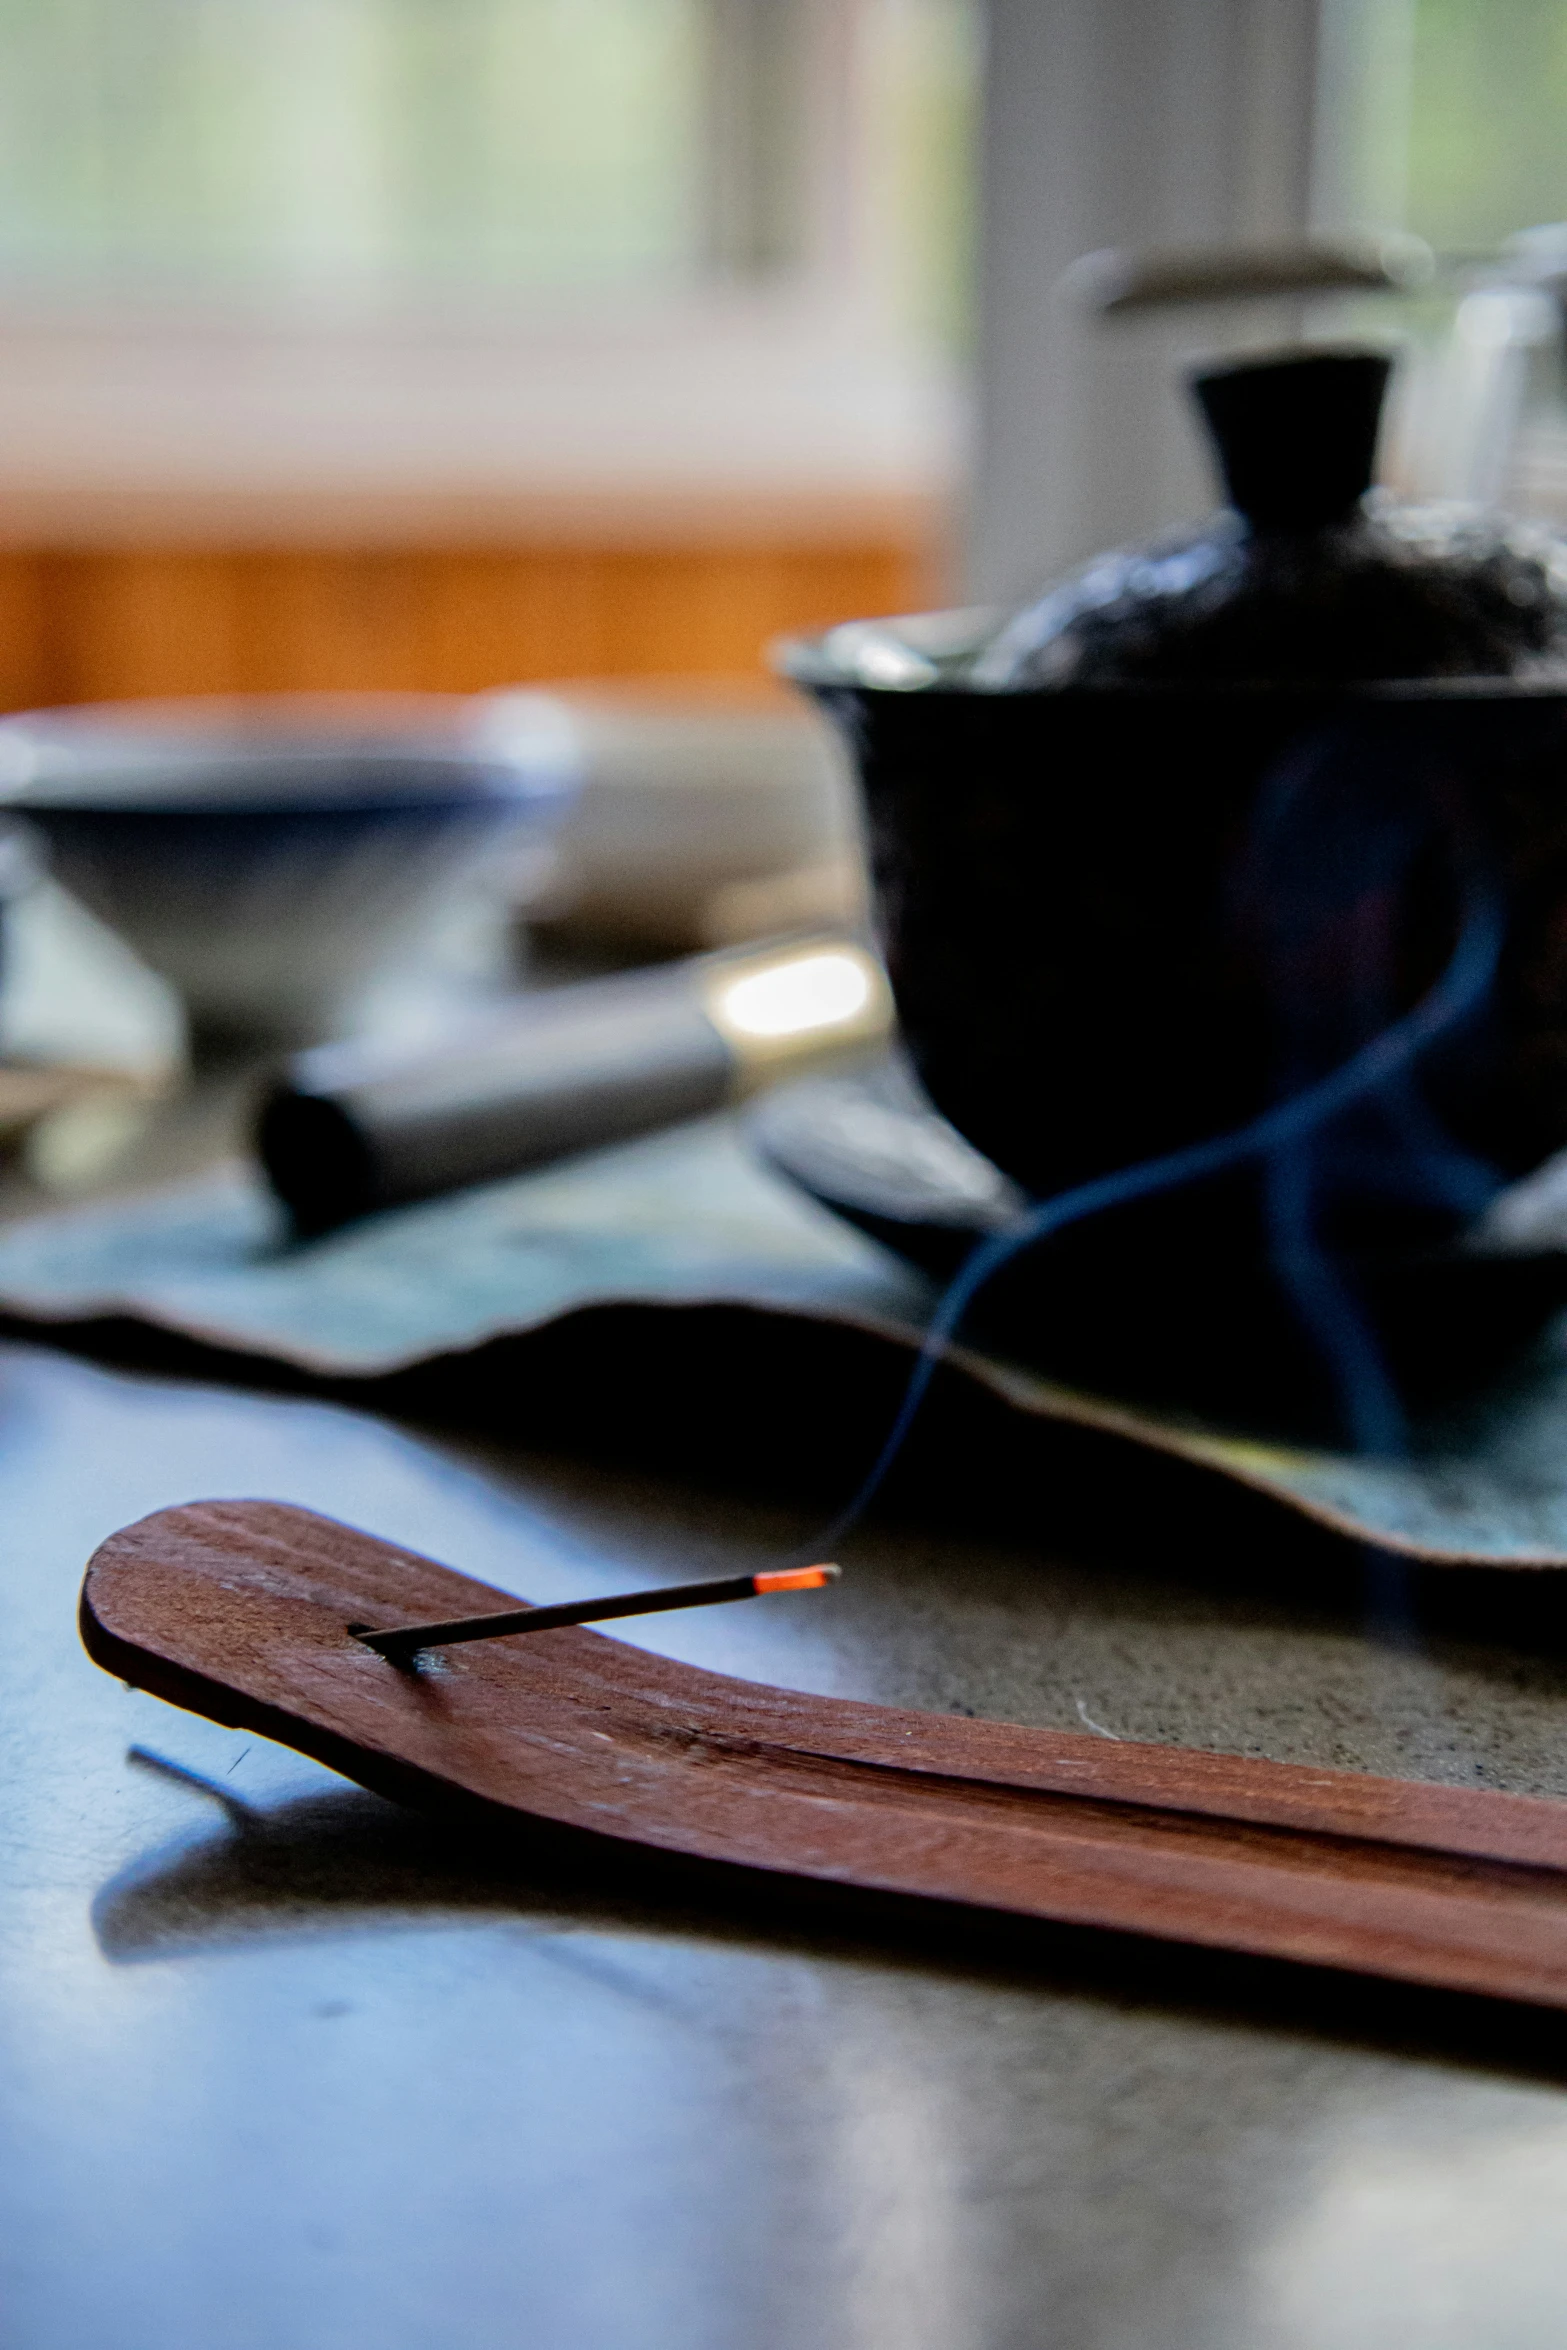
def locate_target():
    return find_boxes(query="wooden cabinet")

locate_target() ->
[0,533,937,708]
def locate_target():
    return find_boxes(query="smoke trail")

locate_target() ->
[1264,1144,1411,1455]
[805,866,1505,1557]
[1245,741,1506,1459]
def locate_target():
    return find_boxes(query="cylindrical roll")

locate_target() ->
[257,938,890,1234]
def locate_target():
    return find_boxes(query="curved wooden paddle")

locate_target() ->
[81,1500,1567,2008]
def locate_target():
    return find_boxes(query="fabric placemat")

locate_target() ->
[1,1113,1566,1567]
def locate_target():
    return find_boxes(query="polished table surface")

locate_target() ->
[8,1285,1567,2349]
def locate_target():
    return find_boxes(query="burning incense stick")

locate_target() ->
[353,1563,840,1664]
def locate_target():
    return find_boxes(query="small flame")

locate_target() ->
[753,1563,840,1593]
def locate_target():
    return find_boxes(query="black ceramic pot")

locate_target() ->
[804,679,1567,1214]
[776,352,1567,1434]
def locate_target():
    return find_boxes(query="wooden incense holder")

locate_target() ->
[80,1499,1567,2010]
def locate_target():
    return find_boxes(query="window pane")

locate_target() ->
[0,0,979,355]
[0,0,711,299]
[864,0,980,351]
[1405,0,1567,248]
[1338,0,1567,251]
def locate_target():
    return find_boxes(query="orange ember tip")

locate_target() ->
[753,1564,840,1594]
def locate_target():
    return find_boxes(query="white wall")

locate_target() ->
[968,0,1324,601]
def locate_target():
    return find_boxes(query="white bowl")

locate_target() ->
[0,693,577,1045]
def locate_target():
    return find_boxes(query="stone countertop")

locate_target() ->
[6,1321,1567,2349]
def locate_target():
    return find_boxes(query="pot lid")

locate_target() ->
[784,348,1567,694]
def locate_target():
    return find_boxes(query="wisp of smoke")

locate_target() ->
[1247,741,1507,1456]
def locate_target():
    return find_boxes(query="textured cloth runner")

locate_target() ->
[1,1114,1565,1565]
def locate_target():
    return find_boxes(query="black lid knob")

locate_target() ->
[1192,348,1391,532]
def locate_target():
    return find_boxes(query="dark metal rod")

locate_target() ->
[354,1564,839,1663]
